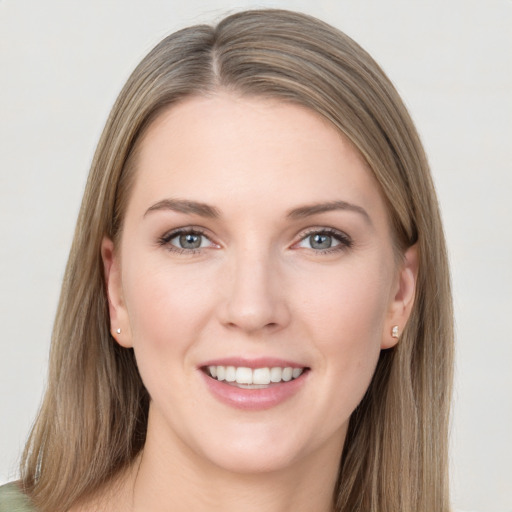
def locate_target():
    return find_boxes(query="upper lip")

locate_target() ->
[199,357,308,370]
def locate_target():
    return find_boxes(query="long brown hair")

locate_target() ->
[21,9,453,512]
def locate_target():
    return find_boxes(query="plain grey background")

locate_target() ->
[1,1,511,511]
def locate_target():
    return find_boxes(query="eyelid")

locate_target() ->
[158,226,219,253]
[157,225,352,254]
[293,227,353,252]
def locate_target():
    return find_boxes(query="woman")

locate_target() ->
[0,9,453,512]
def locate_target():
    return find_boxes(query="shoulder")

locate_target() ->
[0,483,37,512]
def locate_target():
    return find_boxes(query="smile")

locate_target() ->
[200,360,309,410]
[206,365,305,388]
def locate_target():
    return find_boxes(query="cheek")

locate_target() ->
[297,260,392,407]
[120,260,221,416]
[299,258,392,347]
[122,258,218,360]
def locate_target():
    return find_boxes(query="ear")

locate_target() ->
[101,237,133,348]
[382,244,419,349]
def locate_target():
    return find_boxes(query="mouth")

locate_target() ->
[201,365,309,389]
[199,359,310,410]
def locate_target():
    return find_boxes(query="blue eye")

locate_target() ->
[159,229,214,252]
[308,233,338,250]
[296,229,352,252]
[174,232,204,249]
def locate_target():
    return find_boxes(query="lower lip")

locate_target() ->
[200,371,308,411]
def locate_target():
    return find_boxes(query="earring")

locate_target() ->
[391,325,399,339]
[116,328,121,334]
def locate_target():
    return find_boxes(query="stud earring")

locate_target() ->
[391,325,399,339]
[116,328,121,334]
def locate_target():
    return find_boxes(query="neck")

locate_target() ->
[125,410,344,512]
[131,453,339,512]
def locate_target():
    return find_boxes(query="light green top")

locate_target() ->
[0,483,36,512]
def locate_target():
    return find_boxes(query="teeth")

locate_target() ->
[253,367,270,385]
[292,367,303,378]
[207,365,304,385]
[216,366,226,381]
[225,366,236,382]
[236,367,253,384]
[270,367,282,383]
[282,367,293,382]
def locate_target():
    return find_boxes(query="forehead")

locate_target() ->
[126,93,388,225]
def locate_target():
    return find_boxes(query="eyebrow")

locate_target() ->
[144,198,220,218]
[144,198,371,224]
[286,200,372,224]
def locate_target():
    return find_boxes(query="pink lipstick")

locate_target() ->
[199,357,309,410]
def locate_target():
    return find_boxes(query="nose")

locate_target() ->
[218,249,291,335]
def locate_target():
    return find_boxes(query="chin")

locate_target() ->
[206,442,303,475]
[194,418,337,476]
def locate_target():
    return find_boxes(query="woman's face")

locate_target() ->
[103,94,416,475]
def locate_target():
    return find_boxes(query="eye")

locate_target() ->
[159,228,216,253]
[295,228,352,252]
[305,233,339,250]
[173,232,207,249]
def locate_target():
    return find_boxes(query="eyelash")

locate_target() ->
[295,227,353,254]
[158,227,211,255]
[157,227,353,255]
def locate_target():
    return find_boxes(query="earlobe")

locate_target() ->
[382,244,419,349]
[101,237,133,348]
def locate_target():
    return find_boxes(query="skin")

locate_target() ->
[100,93,417,512]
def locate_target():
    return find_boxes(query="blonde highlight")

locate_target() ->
[20,10,453,512]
